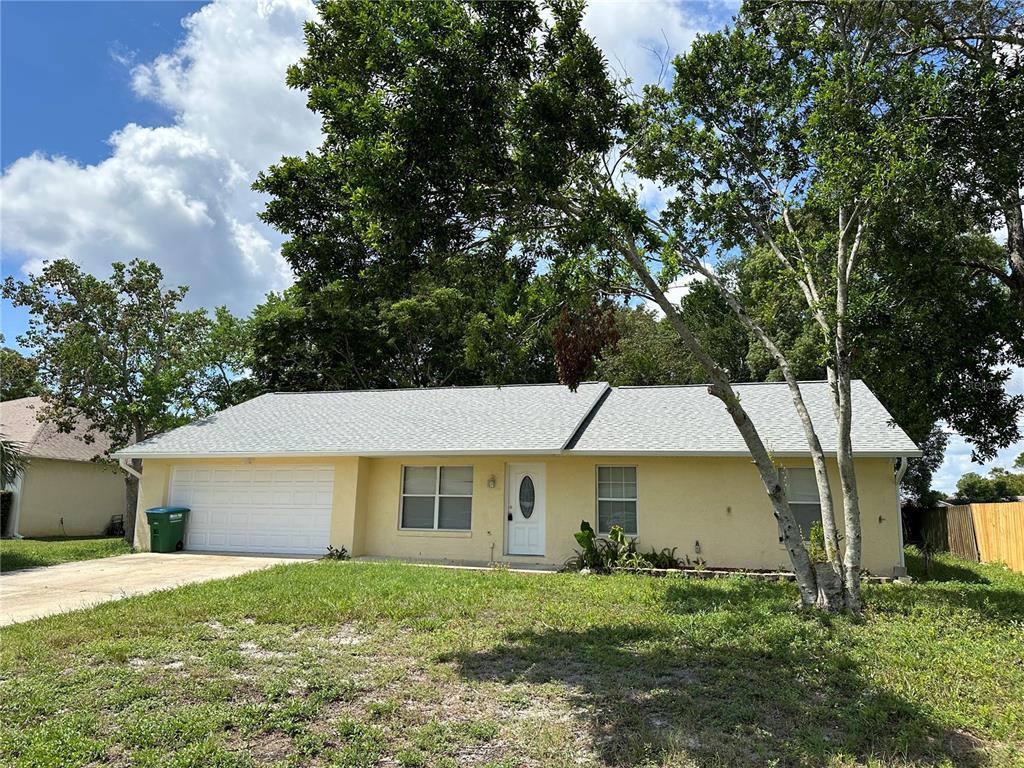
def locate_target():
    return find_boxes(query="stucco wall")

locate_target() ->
[16,458,125,537]
[133,453,902,574]
[359,454,902,574]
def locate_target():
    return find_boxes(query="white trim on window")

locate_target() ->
[595,464,639,536]
[400,465,473,531]
[783,467,823,539]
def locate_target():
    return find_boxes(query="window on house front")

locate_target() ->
[784,467,822,539]
[401,466,473,530]
[597,466,638,535]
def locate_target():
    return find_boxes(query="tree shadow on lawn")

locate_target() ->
[904,551,991,585]
[869,580,1024,625]
[444,579,984,767]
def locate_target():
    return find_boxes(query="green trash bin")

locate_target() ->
[145,506,190,552]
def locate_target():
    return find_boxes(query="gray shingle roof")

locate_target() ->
[570,380,921,457]
[114,379,920,459]
[116,382,609,457]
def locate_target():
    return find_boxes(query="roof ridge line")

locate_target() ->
[269,381,606,395]
[561,384,612,450]
[612,379,863,390]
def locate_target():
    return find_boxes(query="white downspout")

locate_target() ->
[119,457,142,480]
[894,456,909,571]
[8,471,26,539]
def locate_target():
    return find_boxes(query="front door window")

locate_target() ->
[518,476,535,518]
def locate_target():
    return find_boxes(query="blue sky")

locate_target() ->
[1,0,204,345]
[1,1,203,167]
[0,0,1019,491]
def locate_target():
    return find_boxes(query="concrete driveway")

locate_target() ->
[0,552,312,626]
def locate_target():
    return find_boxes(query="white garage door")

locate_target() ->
[168,465,334,555]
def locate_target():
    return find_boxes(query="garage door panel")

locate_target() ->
[169,465,334,555]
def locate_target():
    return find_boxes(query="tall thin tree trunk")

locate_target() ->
[124,466,139,547]
[690,262,846,591]
[833,210,864,611]
[617,240,822,606]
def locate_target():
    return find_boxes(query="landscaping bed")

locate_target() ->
[609,566,899,582]
[0,536,132,573]
[0,550,1021,767]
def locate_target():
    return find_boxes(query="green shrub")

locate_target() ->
[325,544,350,560]
[563,521,651,573]
[645,546,683,569]
[806,521,827,564]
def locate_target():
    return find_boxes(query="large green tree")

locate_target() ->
[895,0,1024,306]
[250,0,582,392]
[3,260,249,543]
[618,0,1019,607]
[258,0,835,607]
[248,256,555,391]
[259,0,1020,611]
[0,337,41,401]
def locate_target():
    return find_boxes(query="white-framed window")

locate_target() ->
[401,466,473,531]
[597,465,638,535]
[784,467,822,539]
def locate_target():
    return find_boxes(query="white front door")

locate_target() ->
[168,465,334,555]
[506,463,545,556]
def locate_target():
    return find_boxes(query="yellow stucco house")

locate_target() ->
[116,381,920,576]
[1,397,125,537]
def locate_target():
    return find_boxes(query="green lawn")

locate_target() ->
[1,551,1021,768]
[0,536,132,573]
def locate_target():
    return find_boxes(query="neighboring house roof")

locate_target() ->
[570,380,921,457]
[115,380,921,459]
[0,396,111,462]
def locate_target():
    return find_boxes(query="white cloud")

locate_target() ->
[582,3,731,239]
[583,0,734,87]
[130,0,320,178]
[643,271,707,315]
[1,0,734,316]
[932,365,1024,493]
[1,0,319,314]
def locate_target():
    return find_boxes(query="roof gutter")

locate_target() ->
[111,447,923,460]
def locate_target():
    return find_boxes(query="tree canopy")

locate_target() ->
[896,0,1024,305]
[2,259,249,542]
[0,338,41,401]
[253,0,1023,610]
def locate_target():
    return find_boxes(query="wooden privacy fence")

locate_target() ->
[971,502,1024,573]
[922,502,1024,572]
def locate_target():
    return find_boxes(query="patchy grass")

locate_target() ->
[0,536,132,573]
[1,550,1022,767]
